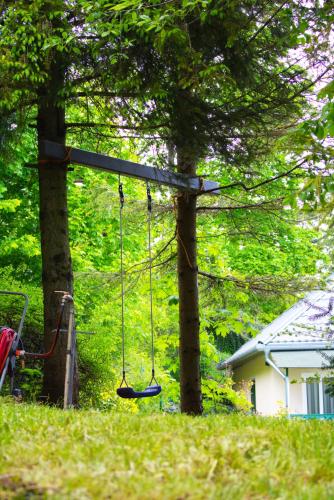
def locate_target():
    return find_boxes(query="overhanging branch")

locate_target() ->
[65,122,168,130]
[197,197,283,212]
[197,158,307,197]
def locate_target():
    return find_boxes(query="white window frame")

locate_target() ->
[302,372,333,414]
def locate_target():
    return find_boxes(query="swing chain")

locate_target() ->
[120,370,128,387]
[149,368,158,387]
[146,182,155,378]
[147,184,152,213]
[119,176,126,384]
[119,182,124,208]
[117,180,160,396]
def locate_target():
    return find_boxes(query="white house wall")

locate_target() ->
[233,358,331,415]
[233,354,286,415]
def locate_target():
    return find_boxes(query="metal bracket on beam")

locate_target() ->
[40,140,220,194]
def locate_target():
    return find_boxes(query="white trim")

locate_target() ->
[302,379,308,413]
[319,379,324,414]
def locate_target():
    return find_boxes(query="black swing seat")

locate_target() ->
[117,384,161,399]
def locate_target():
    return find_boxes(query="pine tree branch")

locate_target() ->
[197,158,307,196]
[69,91,138,98]
[198,271,312,294]
[197,197,283,212]
[247,1,290,45]
[65,122,168,130]
[123,232,177,275]
[128,253,176,275]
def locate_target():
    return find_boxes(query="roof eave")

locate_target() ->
[263,341,334,351]
[217,340,334,370]
[217,342,264,370]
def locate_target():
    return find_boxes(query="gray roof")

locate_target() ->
[218,275,334,369]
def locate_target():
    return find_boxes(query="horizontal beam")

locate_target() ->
[40,141,219,194]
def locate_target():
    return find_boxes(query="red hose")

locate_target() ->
[18,302,65,360]
[0,328,15,375]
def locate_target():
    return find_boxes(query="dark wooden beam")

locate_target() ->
[41,140,219,194]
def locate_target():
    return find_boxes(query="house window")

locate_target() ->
[304,376,334,414]
[323,378,334,414]
[306,382,320,414]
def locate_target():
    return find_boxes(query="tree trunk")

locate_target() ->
[37,61,78,404]
[177,149,202,415]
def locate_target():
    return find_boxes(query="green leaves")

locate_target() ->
[168,295,179,306]
[107,0,136,11]
[0,199,21,213]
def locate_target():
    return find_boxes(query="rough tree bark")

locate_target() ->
[176,148,202,415]
[37,60,78,404]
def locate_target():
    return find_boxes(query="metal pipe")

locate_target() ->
[0,291,29,392]
[263,347,290,413]
[63,294,75,409]
[0,358,9,391]
[21,297,66,360]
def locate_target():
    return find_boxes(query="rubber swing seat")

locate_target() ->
[117,385,162,399]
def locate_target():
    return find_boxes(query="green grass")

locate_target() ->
[0,401,334,499]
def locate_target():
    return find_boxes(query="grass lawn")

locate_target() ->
[0,401,333,499]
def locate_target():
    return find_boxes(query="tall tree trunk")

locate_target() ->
[37,61,77,404]
[177,148,202,415]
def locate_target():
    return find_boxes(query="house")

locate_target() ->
[218,277,334,416]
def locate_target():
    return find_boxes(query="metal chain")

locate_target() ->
[146,182,155,378]
[119,177,126,384]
